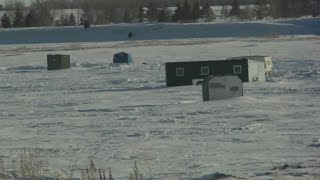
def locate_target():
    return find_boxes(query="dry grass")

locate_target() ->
[128,161,143,180]
[80,159,114,180]
[1,149,319,180]
[0,156,9,179]
[67,158,78,179]
[0,156,4,175]
[19,148,49,179]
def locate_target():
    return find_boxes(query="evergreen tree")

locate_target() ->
[255,0,269,20]
[146,3,158,22]
[230,0,240,17]
[172,3,183,22]
[62,18,69,26]
[83,19,90,28]
[69,13,76,26]
[58,14,70,26]
[1,13,11,28]
[25,9,38,27]
[138,5,144,23]
[0,4,4,11]
[192,1,201,21]
[182,0,191,20]
[13,7,25,27]
[201,2,215,22]
[158,7,171,22]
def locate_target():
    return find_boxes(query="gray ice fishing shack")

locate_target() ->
[202,75,243,101]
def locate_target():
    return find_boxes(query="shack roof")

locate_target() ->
[165,59,248,65]
[227,56,271,60]
[114,52,130,55]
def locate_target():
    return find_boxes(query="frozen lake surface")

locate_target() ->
[0,22,320,179]
[0,18,320,44]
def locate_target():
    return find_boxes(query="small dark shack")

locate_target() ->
[113,52,133,64]
[165,58,265,87]
[47,54,70,70]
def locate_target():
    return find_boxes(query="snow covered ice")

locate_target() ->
[0,19,320,179]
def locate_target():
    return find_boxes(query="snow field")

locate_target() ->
[0,36,320,179]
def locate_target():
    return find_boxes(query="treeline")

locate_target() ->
[226,0,320,21]
[0,0,320,28]
[0,0,266,10]
[0,0,77,28]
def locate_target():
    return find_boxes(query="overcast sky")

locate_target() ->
[0,0,32,6]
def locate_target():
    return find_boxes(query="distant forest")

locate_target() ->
[0,0,319,28]
[1,0,263,9]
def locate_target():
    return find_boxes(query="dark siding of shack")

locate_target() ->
[47,54,70,70]
[165,59,248,87]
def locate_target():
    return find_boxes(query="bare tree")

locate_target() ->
[13,7,25,27]
[241,5,255,21]
[81,0,94,24]
[310,0,320,17]
[123,8,137,23]
[158,5,172,22]
[138,5,144,22]
[221,4,230,21]
[95,9,108,24]
[3,0,25,11]
[46,0,76,9]
[30,0,54,26]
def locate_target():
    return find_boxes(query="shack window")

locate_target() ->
[201,67,209,75]
[233,65,242,74]
[176,68,184,77]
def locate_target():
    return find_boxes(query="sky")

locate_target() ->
[0,0,32,6]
